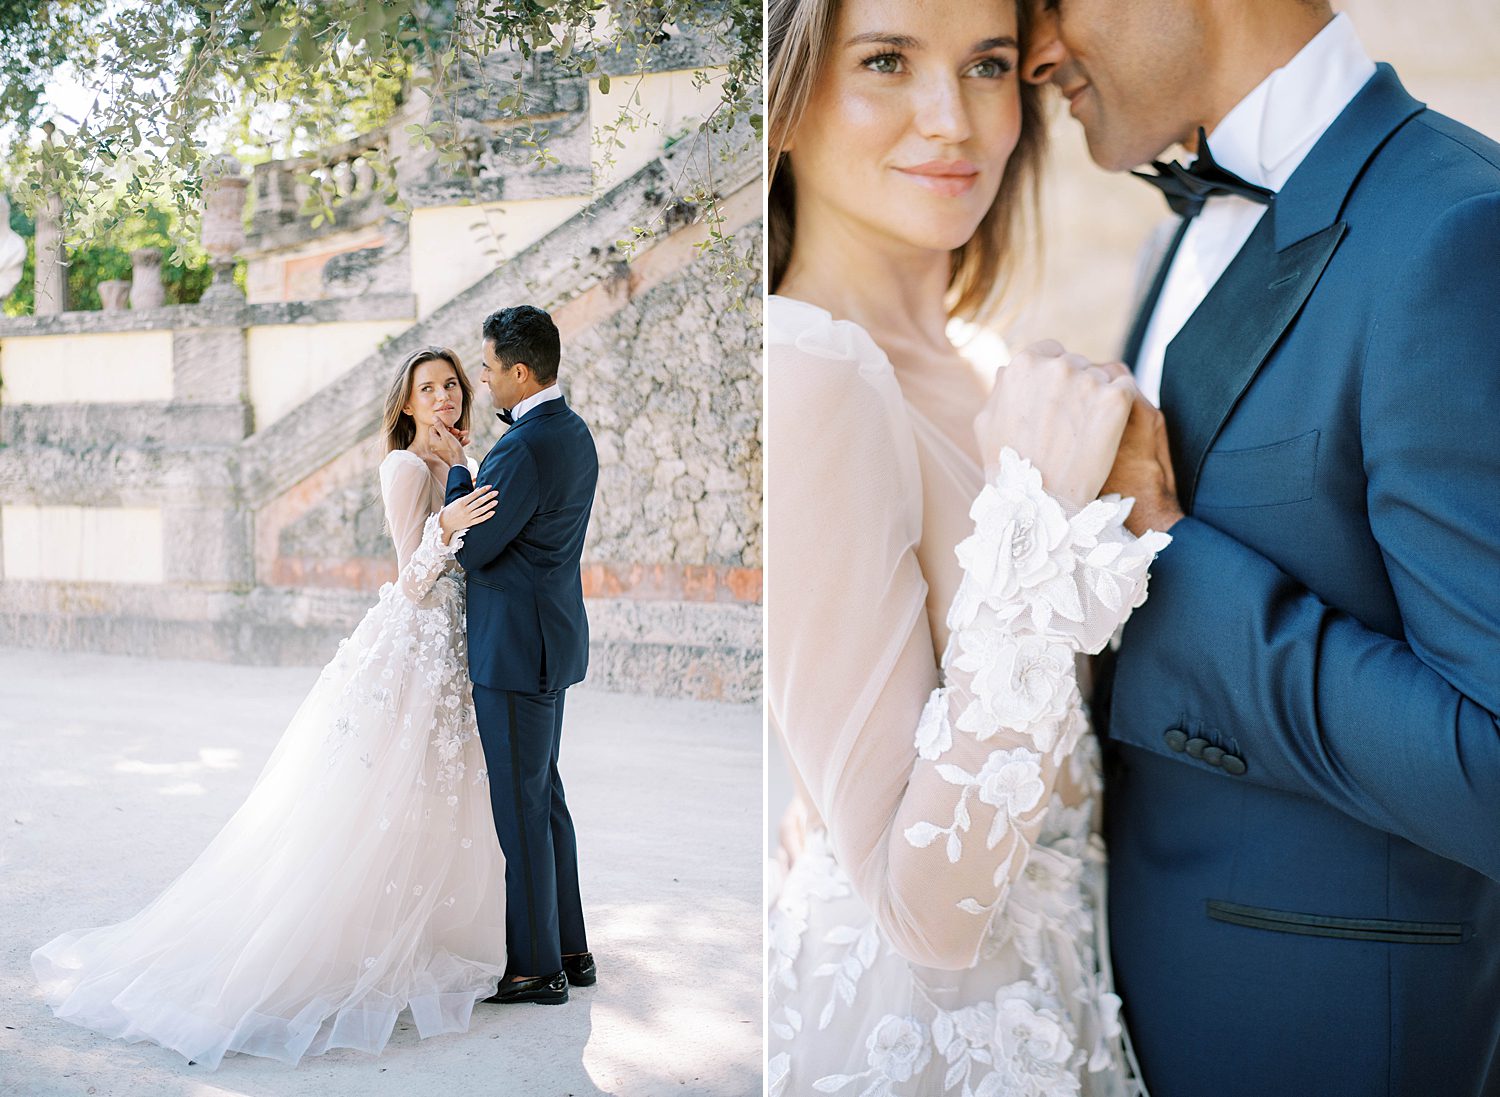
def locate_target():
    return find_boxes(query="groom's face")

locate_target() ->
[1024,0,1207,171]
[480,339,528,410]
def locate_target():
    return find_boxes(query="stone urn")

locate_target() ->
[200,155,249,304]
[97,279,132,311]
[129,247,166,309]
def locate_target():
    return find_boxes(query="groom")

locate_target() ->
[446,305,599,1005]
[1026,2,1500,1095]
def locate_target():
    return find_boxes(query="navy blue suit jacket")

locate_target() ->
[446,395,598,694]
[1103,66,1500,1097]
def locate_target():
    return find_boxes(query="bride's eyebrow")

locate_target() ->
[845,31,920,49]
[843,31,1018,51]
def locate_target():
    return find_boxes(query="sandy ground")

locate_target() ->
[0,649,762,1097]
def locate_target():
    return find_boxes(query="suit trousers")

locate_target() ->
[471,684,587,976]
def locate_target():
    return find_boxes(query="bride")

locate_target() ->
[765,0,1172,1094]
[33,345,508,1069]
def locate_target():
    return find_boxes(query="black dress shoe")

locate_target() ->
[485,970,568,1005]
[563,952,597,987]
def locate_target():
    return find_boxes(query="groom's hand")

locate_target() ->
[1099,365,1184,537]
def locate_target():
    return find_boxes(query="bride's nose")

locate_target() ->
[913,75,973,145]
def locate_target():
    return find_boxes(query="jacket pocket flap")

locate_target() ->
[1195,429,1320,509]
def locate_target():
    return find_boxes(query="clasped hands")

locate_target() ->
[974,341,1185,537]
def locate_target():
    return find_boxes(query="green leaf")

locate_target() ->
[259,23,291,54]
[597,72,609,95]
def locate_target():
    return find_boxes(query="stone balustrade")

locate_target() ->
[250,131,396,252]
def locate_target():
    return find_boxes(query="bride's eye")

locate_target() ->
[861,51,904,75]
[967,56,1014,79]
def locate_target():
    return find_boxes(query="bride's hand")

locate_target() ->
[439,485,498,542]
[974,340,1135,508]
[428,422,466,468]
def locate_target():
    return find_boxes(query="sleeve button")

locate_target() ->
[1222,755,1248,776]
[1185,737,1209,758]
[1163,729,1188,752]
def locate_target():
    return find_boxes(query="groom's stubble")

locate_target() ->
[1023,0,1335,171]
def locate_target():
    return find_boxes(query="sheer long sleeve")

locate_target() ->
[379,452,465,606]
[768,312,1169,971]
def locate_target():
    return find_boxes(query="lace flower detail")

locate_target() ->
[954,632,1074,744]
[955,450,1072,615]
[865,1015,933,1084]
[980,983,1080,1097]
[906,745,1047,866]
[812,1014,933,1093]
[915,689,954,761]
[951,449,1171,651]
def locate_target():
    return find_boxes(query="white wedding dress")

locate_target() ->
[32,449,507,1069]
[766,297,1169,1097]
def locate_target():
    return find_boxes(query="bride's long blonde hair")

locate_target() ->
[767,0,1047,324]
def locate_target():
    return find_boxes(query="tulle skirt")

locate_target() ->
[32,574,506,1069]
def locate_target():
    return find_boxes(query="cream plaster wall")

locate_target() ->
[2,506,165,583]
[247,320,411,431]
[408,195,586,318]
[244,225,388,304]
[589,68,728,191]
[0,331,174,404]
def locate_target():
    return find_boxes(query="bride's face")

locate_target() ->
[789,0,1022,255]
[403,359,463,433]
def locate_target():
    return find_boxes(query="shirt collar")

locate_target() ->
[508,382,563,423]
[1200,13,1376,192]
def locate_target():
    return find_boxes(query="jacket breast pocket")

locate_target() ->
[1195,429,1320,509]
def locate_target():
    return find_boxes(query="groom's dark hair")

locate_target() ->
[483,305,561,384]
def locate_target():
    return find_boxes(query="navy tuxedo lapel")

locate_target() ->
[1159,64,1424,510]
[1160,214,1345,509]
[1122,217,1190,369]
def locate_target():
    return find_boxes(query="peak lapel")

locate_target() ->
[1160,214,1345,510]
[1158,64,1425,511]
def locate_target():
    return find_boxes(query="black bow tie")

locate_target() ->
[498,407,515,426]
[1133,127,1274,220]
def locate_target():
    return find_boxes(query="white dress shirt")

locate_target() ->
[1134,14,1377,406]
[508,382,563,422]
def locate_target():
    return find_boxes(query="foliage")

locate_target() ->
[0,0,110,134]
[0,0,762,307]
[3,195,214,314]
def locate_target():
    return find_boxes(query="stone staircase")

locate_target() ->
[0,53,762,702]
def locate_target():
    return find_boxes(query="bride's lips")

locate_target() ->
[893,159,980,198]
